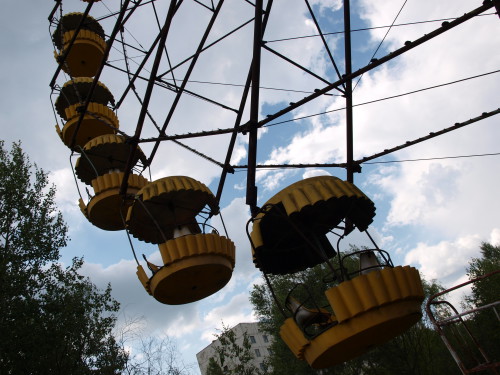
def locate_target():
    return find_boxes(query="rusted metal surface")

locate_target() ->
[426,270,500,374]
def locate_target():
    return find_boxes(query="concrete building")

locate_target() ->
[196,322,272,374]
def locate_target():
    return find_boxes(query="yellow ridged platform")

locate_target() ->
[280,266,424,368]
[250,176,375,274]
[56,102,119,150]
[80,172,148,230]
[55,29,106,77]
[55,78,114,119]
[52,13,104,50]
[280,318,310,360]
[75,134,146,185]
[126,176,219,244]
[137,233,235,304]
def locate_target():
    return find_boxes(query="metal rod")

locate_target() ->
[48,0,62,22]
[355,108,500,164]
[246,0,263,215]
[344,0,354,183]
[262,44,344,94]
[114,32,163,109]
[137,107,498,149]
[426,271,500,374]
[108,62,240,112]
[215,0,274,205]
[95,0,155,23]
[157,17,255,79]
[304,0,345,88]
[115,0,179,110]
[232,162,346,169]
[145,0,226,168]
[343,0,355,235]
[119,0,180,195]
[231,108,500,169]
[256,1,495,128]
[436,300,500,326]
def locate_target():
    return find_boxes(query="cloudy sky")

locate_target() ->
[1,0,499,372]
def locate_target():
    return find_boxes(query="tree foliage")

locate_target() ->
[0,141,127,374]
[466,242,500,307]
[116,317,194,375]
[250,249,457,375]
[463,242,500,367]
[206,323,266,375]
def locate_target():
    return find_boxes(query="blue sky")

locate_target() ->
[1,0,499,372]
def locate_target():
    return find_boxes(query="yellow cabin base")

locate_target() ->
[75,134,145,185]
[86,188,130,230]
[126,176,219,244]
[150,254,233,305]
[59,114,117,151]
[136,233,236,304]
[281,300,422,369]
[305,300,421,368]
[56,30,106,77]
[280,266,424,369]
[81,172,148,230]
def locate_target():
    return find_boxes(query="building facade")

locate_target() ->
[196,322,272,374]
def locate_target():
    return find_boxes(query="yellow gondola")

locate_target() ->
[75,134,147,185]
[79,171,148,231]
[128,176,235,304]
[248,176,424,368]
[54,78,118,150]
[52,12,106,77]
[136,233,235,305]
[250,176,376,275]
[280,264,424,368]
[126,176,219,244]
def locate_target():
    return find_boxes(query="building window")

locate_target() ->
[260,362,267,371]
[263,335,269,343]
[249,335,256,344]
[255,349,261,357]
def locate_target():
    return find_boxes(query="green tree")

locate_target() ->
[251,263,338,375]
[463,242,500,366]
[360,278,457,375]
[250,250,456,375]
[466,242,500,307]
[0,141,127,374]
[117,317,194,375]
[206,323,267,375]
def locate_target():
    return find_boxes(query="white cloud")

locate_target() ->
[200,292,256,342]
[80,259,199,333]
[211,196,260,281]
[490,228,500,247]
[404,234,483,286]
[50,167,81,216]
[303,168,331,179]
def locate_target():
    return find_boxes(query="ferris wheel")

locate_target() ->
[47,0,499,369]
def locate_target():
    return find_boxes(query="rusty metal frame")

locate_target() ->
[49,0,499,212]
[426,270,500,374]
